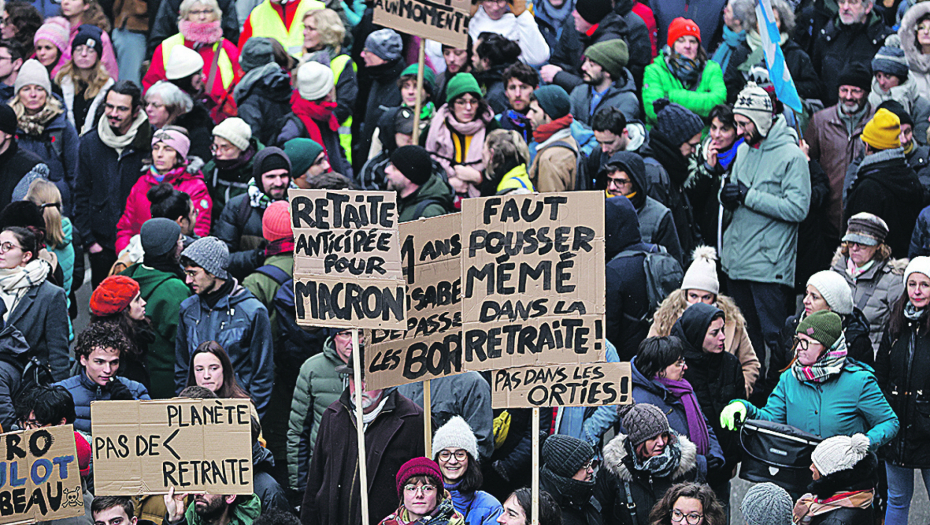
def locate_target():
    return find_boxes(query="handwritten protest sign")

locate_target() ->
[490,362,632,408]
[91,399,252,495]
[372,0,469,48]
[0,425,84,524]
[461,193,606,371]
[367,214,462,389]
[290,189,407,330]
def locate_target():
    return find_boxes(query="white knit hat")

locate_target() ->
[212,117,252,151]
[14,59,51,96]
[905,256,930,287]
[811,433,870,476]
[431,416,478,459]
[297,61,335,101]
[807,270,854,316]
[680,246,719,296]
[165,45,204,80]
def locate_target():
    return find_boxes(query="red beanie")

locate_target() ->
[667,17,701,48]
[75,432,91,477]
[89,275,140,317]
[262,200,293,243]
[395,457,443,497]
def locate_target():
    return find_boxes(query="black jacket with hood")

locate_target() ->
[643,129,698,257]
[355,58,405,171]
[812,13,894,107]
[550,12,648,92]
[235,63,293,148]
[357,107,404,190]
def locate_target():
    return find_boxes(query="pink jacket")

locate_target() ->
[115,158,212,252]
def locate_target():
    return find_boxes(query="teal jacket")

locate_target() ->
[744,360,899,450]
[643,50,727,125]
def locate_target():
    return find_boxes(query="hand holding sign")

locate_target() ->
[164,487,187,522]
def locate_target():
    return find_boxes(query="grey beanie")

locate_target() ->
[619,402,671,446]
[140,218,181,257]
[540,434,595,478]
[740,482,793,525]
[807,270,854,316]
[181,236,229,279]
[871,46,909,79]
[14,59,52,97]
[365,29,403,62]
[431,416,479,459]
[653,98,704,146]
[239,37,275,73]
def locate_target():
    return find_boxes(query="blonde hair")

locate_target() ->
[304,9,345,51]
[179,0,221,22]
[25,179,64,248]
[839,241,893,262]
[485,129,529,175]
[55,59,110,100]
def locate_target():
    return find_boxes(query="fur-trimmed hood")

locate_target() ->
[601,432,698,482]
[900,2,930,75]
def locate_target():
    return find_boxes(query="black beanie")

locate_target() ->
[252,147,292,191]
[575,0,612,24]
[837,63,872,92]
[0,105,15,135]
[877,99,913,126]
[390,145,432,186]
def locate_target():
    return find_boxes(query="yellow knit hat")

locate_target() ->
[861,108,901,150]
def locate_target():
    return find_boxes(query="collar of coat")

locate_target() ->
[601,432,698,482]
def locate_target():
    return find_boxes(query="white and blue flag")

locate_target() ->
[755,0,803,113]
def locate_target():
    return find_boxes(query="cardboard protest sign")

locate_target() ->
[290,189,407,330]
[0,425,84,524]
[461,193,606,371]
[91,399,253,495]
[372,0,469,48]
[367,214,462,389]
[490,362,632,408]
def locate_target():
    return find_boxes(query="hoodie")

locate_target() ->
[235,63,293,147]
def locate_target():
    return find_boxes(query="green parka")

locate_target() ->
[643,50,727,125]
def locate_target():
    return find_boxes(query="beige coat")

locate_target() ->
[529,130,577,192]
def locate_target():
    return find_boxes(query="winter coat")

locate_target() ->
[910,205,930,258]
[781,309,875,374]
[447,488,501,525]
[812,14,894,107]
[724,37,822,103]
[50,218,75,300]
[148,0,239,56]
[173,104,214,161]
[286,336,346,494]
[569,68,640,125]
[642,128,699,256]
[593,433,701,525]
[900,3,930,101]
[482,408,550,500]
[300,389,425,525]
[7,278,69,382]
[845,147,924,258]
[74,119,152,251]
[0,327,28,430]
[805,103,873,233]
[869,77,930,146]
[213,193,267,280]
[115,159,212,252]
[242,252,292,343]
[164,494,260,525]
[550,12,649,92]
[55,373,150,433]
[590,122,675,210]
[0,140,46,211]
[469,6,550,67]
[875,313,930,467]
[396,172,455,222]
[175,280,274,416]
[684,136,738,250]
[796,158,838,293]
[203,140,262,219]
[17,110,79,216]
[831,253,905,354]
[800,451,878,525]
[474,64,511,115]
[59,76,113,135]
[356,58,405,166]
[529,130,578,193]
[234,63,292,147]
[642,51,727,126]
[721,116,811,287]
[276,109,352,178]
[251,441,291,513]
[120,263,190,399]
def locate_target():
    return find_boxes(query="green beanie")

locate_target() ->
[797,310,843,349]
[445,73,482,103]
[584,39,629,80]
[533,85,571,120]
[284,138,325,177]
[401,63,436,95]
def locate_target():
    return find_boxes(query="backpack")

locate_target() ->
[548,140,593,191]
[0,325,51,402]
[410,197,456,220]
[610,245,683,320]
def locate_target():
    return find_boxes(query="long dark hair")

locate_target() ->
[90,308,150,361]
[648,483,725,525]
[888,288,930,340]
[3,226,43,262]
[433,451,484,493]
[185,341,250,400]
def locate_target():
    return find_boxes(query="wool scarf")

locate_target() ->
[711,26,745,72]
[846,257,875,280]
[627,433,684,478]
[12,97,64,136]
[0,259,50,321]
[179,20,223,44]
[717,137,743,170]
[665,47,702,90]
[792,333,848,383]
[425,103,492,197]
[533,114,574,143]
[290,91,339,158]
[655,377,710,454]
[247,177,298,210]
[904,301,924,321]
[792,489,874,524]
[98,110,148,155]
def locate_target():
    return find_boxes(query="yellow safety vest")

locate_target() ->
[330,53,355,164]
[162,34,234,90]
[248,0,324,56]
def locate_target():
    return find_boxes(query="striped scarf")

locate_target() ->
[793,489,874,524]
[792,333,848,383]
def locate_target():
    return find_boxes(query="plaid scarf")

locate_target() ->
[793,489,874,524]
[792,333,848,383]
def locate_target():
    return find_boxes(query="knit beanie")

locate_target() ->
[0,105,16,135]
[284,138,325,177]
[390,145,432,185]
[807,271,854,316]
[871,45,909,80]
[618,402,671,446]
[877,99,913,127]
[796,310,843,348]
[395,457,443,497]
[431,416,479,459]
[843,212,889,247]
[365,28,403,62]
[681,246,719,296]
[811,433,870,476]
[533,85,571,120]
[540,434,595,478]
[740,482,793,525]
[262,200,292,243]
[71,24,103,56]
[733,82,775,138]
[574,0,612,24]
[837,62,872,92]
[212,117,252,152]
[239,37,274,73]
[653,98,704,146]
[904,256,930,287]
[152,128,191,162]
[165,45,204,80]
[252,147,292,190]
[181,236,229,279]
[667,17,701,48]
[861,108,901,150]
[445,73,482,103]
[90,275,140,316]
[141,218,182,257]
[401,63,436,96]
[14,59,51,96]
[584,39,629,80]
[34,17,69,55]
[297,61,335,101]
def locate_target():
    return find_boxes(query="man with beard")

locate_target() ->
[176,236,273,417]
[806,63,875,235]
[120,218,191,399]
[74,80,153,287]
[165,488,261,525]
[569,39,639,125]
[0,40,24,103]
[301,347,424,525]
[498,62,538,143]
[385,145,454,222]
[214,147,292,280]
[528,85,578,192]
[720,83,810,401]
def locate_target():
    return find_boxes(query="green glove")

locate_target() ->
[720,401,747,430]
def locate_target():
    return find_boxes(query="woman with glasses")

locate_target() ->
[899,2,930,100]
[144,80,212,160]
[379,457,465,525]
[646,483,725,525]
[59,0,118,80]
[431,417,502,525]
[201,117,262,219]
[55,25,114,136]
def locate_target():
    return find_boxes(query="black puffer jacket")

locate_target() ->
[235,64,293,148]
[354,58,404,170]
[213,193,265,280]
[643,130,697,257]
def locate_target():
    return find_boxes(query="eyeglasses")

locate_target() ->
[454,97,478,108]
[671,509,703,525]
[0,241,22,254]
[20,418,39,430]
[581,459,599,471]
[211,142,239,154]
[794,338,822,351]
[188,8,214,16]
[438,450,468,462]
[606,176,632,187]
[403,484,437,495]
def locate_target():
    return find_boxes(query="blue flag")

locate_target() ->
[756,0,803,113]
